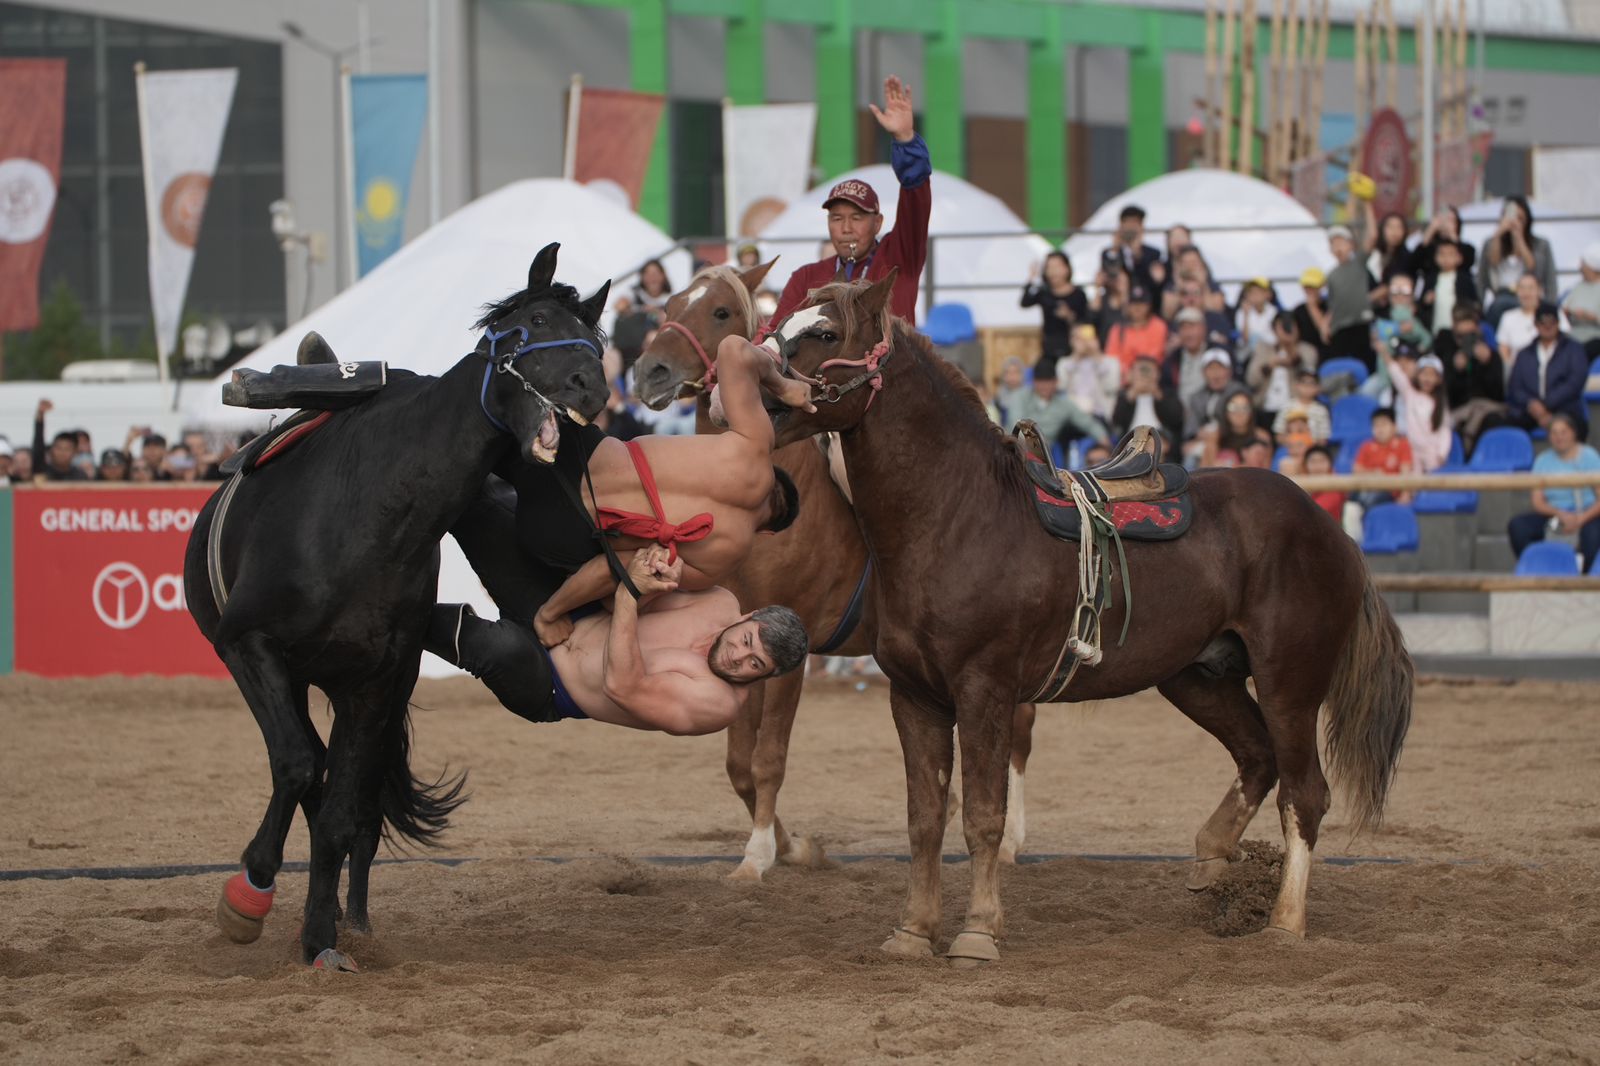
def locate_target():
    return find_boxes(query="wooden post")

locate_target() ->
[1267,0,1284,182]
[1204,0,1218,167]
[1455,0,1469,138]
[1283,0,1301,170]
[1239,0,1257,174]
[1384,0,1399,112]
[1307,0,1328,160]
[1220,0,1237,171]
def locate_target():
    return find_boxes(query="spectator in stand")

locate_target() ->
[1376,342,1452,472]
[30,399,88,482]
[1185,349,1251,444]
[1374,274,1432,353]
[124,427,170,480]
[1163,223,1193,275]
[1496,272,1561,365]
[0,438,13,481]
[129,458,155,482]
[1164,307,1213,407]
[1112,356,1185,448]
[629,259,673,314]
[1234,278,1278,355]
[1161,245,1224,317]
[996,357,1109,453]
[1021,251,1088,366]
[1167,280,1234,353]
[1365,211,1413,309]
[1100,204,1165,296]
[1504,303,1591,438]
[1418,238,1477,339]
[1434,303,1505,449]
[1272,370,1332,443]
[1352,407,1416,512]
[1408,206,1476,288]
[1506,413,1600,573]
[1060,324,1121,429]
[11,448,32,482]
[1202,392,1273,467]
[1479,196,1557,327]
[1325,224,1377,370]
[1238,437,1274,470]
[1081,442,1112,468]
[1089,262,1129,344]
[1561,242,1600,357]
[1249,311,1317,429]
[1293,266,1332,361]
[1301,445,1346,523]
[1276,408,1317,473]
[1104,285,1167,373]
[98,449,129,481]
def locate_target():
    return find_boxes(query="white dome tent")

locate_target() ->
[185,178,690,428]
[1063,168,1335,308]
[755,165,1052,328]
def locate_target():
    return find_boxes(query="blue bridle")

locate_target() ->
[476,324,602,435]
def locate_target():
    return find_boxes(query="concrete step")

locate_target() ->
[1472,533,1517,573]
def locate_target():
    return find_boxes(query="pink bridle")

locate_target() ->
[813,339,892,409]
[656,319,720,390]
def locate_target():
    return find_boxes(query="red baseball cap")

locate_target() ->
[823,178,879,213]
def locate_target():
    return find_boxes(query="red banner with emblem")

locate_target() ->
[1360,108,1415,220]
[11,485,227,678]
[0,58,67,331]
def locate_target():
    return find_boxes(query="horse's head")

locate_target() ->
[765,270,897,448]
[633,260,776,410]
[475,242,611,464]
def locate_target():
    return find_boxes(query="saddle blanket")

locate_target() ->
[1024,456,1193,542]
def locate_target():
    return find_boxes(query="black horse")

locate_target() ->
[183,243,610,970]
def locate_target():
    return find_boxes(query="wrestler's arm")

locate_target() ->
[601,574,740,735]
[711,335,811,453]
[533,555,618,646]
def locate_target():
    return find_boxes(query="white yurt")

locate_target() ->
[185,178,690,428]
[1063,168,1334,308]
[753,165,1053,328]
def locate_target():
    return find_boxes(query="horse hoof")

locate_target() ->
[1186,856,1231,891]
[1259,924,1305,944]
[880,928,934,959]
[311,948,360,972]
[946,930,1000,966]
[779,836,828,869]
[216,872,274,944]
[727,861,766,883]
[998,845,1019,865]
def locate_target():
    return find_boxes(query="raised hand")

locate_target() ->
[869,76,915,143]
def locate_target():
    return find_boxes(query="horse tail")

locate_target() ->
[1322,570,1414,835]
[380,706,469,849]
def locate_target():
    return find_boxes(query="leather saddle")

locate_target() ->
[222,332,390,411]
[1015,424,1194,542]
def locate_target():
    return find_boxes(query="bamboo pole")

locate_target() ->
[1290,471,1600,492]
[1455,0,1469,137]
[1371,573,1600,592]
[1267,0,1284,182]
[1239,0,1258,174]
[1220,0,1237,171]
[1309,0,1328,159]
[1283,0,1301,169]
[1440,0,1455,139]
[1384,0,1399,111]
[1204,0,1219,167]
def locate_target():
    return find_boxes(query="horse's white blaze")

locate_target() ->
[743,823,778,873]
[1001,766,1026,858]
[1270,802,1312,936]
[774,305,831,344]
[683,285,708,309]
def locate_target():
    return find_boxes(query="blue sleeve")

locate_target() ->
[891,134,931,188]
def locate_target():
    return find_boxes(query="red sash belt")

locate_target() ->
[594,439,714,562]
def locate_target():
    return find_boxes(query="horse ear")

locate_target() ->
[579,279,611,325]
[528,242,560,292]
[739,257,778,292]
[859,267,899,318]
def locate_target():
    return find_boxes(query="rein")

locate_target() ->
[476,325,601,435]
[812,339,891,408]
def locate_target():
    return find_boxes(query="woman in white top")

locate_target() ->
[1479,196,1557,328]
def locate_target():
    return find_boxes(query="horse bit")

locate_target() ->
[476,324,602,433]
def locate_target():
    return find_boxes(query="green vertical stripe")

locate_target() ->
[1127,12,1168,185]
[0,488,13,675]
[814,0,855,180]
[1025,7,1066,234]
[631,0,672,230]
[725,0,764,105]
[924,0,964,177]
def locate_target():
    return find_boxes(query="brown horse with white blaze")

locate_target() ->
[633,263,1039,878]
[758,273,1412,964]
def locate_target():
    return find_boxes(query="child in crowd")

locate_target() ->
[1272,370,1331,442]
[1374,274,1431,353]
[1352,406,1415,509]
[1378,342,1452,471]
[1301,445,1347,524]
[1234,278,1277,355]
[1276,408,1316,474]
[1060,324,1121,426]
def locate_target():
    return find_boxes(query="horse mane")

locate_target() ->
[472,280,608,347]
[802,280,893,351]
[685,264,758,336]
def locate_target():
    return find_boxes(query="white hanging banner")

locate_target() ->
[723,101,816,238]
[135,65,238,382]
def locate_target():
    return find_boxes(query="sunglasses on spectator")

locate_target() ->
[1389,284,1413,296]
[1226,401,1252,412]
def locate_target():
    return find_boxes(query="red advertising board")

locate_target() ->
[11,485,228,678]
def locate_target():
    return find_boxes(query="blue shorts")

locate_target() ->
[542,601,604,721]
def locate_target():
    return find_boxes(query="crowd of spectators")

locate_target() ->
[0,398,250,485]
[1003,203,1600,559]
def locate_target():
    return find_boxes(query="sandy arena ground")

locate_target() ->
[2,673,1598,1064]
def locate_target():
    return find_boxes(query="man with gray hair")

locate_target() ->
[1560,241,1600,357]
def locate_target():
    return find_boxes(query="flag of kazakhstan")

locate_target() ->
[351,74,427,277]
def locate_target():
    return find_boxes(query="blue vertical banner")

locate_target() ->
[350,74,428,277]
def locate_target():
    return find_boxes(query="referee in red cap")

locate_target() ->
[770,76,932,326]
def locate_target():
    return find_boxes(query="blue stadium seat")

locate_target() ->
[1592,552,1600,576]
[1448,432,1465,466]
[1468,426,1535,472]
[1515,541,1580,576]
[1362,503,1420,554]
[1413,489,1479,514]
[1333,442,1358,474]
[1272,445,1290,471]
[1585,355,1600,402]
[1330,393,1379,444]
[1319,357,1370,388]
[923,303,977,346]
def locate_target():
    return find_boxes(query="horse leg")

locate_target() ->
[343,665,424,933]
[732,670,820,880]
[999,702,1037,864]
[1254,678,1334,939]
[880,684,954,959]
[1157,666,1279,890]
[216,633,315,945]
[946,685,1014,967]
[299,693,384,970]
[725,680,765,879]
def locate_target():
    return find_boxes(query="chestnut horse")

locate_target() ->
[761,273,1412,964]
[633,264,1038,878]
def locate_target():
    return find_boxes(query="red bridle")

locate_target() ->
[656,319,719,390]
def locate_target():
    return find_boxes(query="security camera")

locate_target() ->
[269,199,298,243]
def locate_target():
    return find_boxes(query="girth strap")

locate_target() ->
[815,560,872,654]
[206,471,245,615]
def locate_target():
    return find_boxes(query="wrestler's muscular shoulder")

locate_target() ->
[633,432,773,505]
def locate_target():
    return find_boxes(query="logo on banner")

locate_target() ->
[160,172,212,247]
[91,561,186,630]
[357,177,401,250]
[0,157,56,244]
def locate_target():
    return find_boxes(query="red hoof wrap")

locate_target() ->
[223,872,275,919]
